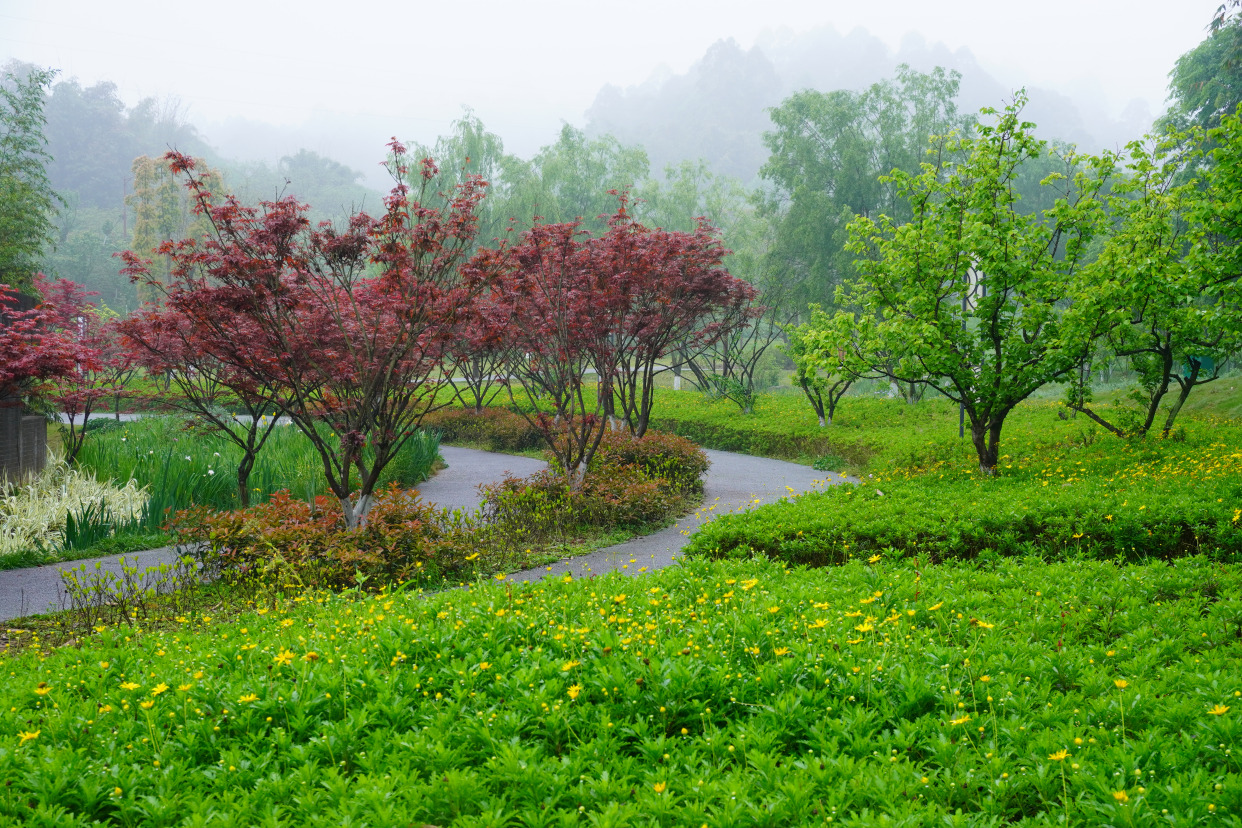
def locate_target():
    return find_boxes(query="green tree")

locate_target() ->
[511,125,650,235]
[1067,127,1242,438]
[844,97,1116,474]
[411,110,524,247]
[0,64,60,293]
[127,154,219,304]
[1164,15,1242,131]
[761,65,971,310]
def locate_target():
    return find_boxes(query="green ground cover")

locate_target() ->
[3,556,1239,825]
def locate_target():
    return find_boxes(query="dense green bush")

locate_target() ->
[685,478,1242,566]
[686,426,1242,566]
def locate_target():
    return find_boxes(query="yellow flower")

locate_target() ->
[767,606,780,614]
[301,652,319,662]
[140,700,155,710]
[17,730,39,745]
[1049,750,1069,762]
[568,684,582,700]
[478,662,491,671]
[978,675,991,683]
[950,714,971,726]
[561,660,580,672]
[773,647,791,657]
[867,554,882,564]
[178,684,193,693]
[653,781,667,793]
[238,693,259,703]
[1114,679,1128,690]
[33,684,50,696]
[120,682,140,691]
[927,602,943,611]
[151,683,169,696]
[1208,704,1230,716]
[112,787,122,796]
[1113,790,1129,804]
[273,649,295,667]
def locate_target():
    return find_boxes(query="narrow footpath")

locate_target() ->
[0,447,849,622]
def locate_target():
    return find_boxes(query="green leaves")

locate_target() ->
[0,65,61,292]
[842,95,1118,471]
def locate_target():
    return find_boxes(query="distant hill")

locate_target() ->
[585,26,1156,182]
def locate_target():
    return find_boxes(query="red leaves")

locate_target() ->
[0,280,79,398]
[122,144,490,524]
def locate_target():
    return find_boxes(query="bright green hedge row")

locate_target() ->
[684,475,1242,566]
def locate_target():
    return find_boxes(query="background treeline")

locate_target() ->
[4,13,1238,396]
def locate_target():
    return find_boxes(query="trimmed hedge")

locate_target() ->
[685,475,1242,566]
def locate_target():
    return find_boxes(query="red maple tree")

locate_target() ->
[119,302,288,507]
[476,199,757,485]
[122,144,488,528]
[0,280,78,404]
[22,275,135,463]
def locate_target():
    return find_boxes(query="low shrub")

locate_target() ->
[171,485,481,592]
[424,406,543,452]
[481,463,671,540]
[478,429,709,547]
[593,428,709,496]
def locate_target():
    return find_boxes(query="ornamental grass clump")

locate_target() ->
[0,455,147,567]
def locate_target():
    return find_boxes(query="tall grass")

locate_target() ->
[77,417,441,516]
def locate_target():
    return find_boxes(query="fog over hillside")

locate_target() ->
[585,26,1157,182]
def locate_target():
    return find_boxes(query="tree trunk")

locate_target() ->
[970,418,1003,475]
[236,452,256,508]
[1161,361,1201,438]
[340,493,374,531]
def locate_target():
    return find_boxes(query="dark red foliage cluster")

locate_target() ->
[171,484,479,590]
[0,276,132,461]
[121,143,488,527]
[466,195,756,485]
[0,280,77,400]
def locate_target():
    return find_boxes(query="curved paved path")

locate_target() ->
[0,447,848,622]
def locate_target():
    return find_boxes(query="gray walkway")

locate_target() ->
[0,447,847,623]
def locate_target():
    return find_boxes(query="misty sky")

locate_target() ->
[0,0,1224,176]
